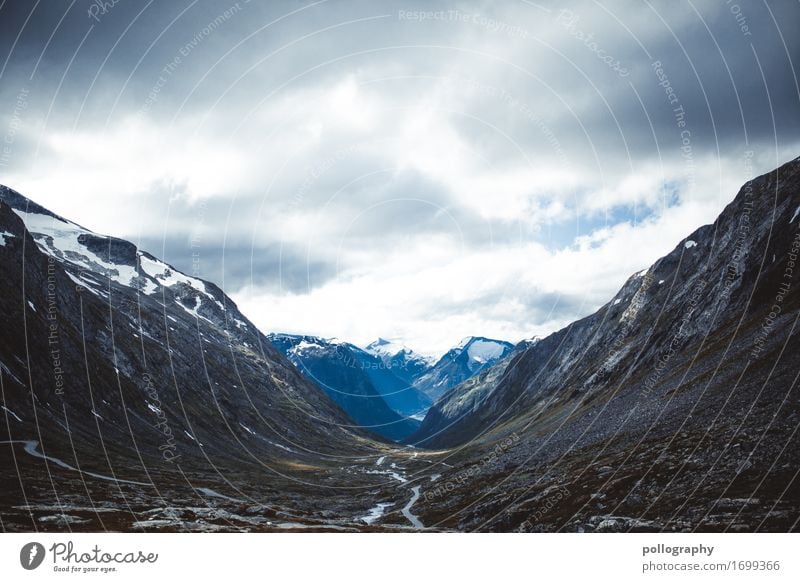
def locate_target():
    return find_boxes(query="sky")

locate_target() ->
[0,0,798,357]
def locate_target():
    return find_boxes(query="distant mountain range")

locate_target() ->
[266,333,518,439]
[364,337,433,387]
[266,334,425,441]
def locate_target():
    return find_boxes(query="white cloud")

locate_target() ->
[2,0,796,356]
[4,74,782,356]
[231,165,735,357]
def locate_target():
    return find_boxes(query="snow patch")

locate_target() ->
[266,440,295,453]
[140,277,159,295]
[791,205,800,223]
[365,337,405,357]
[62,271,108,299]
[0,230,15,246]
[27,301,36,312]
[15,210,140,287]
[684,240,697,249]
[366,338,434,367]
[455,336,474,349]
[139,254,218,301]
[289,339,325,356]
[177,295,203,318]
[467,339,505,364]
[1,406,22,422]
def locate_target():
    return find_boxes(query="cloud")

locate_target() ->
[1,0,798,355]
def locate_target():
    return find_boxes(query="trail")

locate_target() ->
[0,439,150,487]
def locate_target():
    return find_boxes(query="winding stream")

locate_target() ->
[401,485,423,529]
[4,439,428,528]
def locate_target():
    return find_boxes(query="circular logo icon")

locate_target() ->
[20,542,46,570]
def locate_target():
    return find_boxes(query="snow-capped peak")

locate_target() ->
[1,186,238,331]
[448,337,514,371]
[12,208,143,289]
[365,338,434,366]
[288,339,326,356]
[365,337,407,357]
[466,339,507,364]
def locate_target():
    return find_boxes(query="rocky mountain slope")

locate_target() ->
[411,336,514,402]
[267,334,424,440]
[0,185,417,532]
[407,156,800,532]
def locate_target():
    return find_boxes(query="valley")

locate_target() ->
[2,156,799,532]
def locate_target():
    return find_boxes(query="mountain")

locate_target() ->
[406,157,800,532]
[267,334,424,440]
[364,338,433,386]
[0,185,407,532]
[3,156,799,533]
[411,336,514,402]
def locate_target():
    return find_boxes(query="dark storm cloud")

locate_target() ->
[0,0,437,129]
[608,0,800,152]
[1,0,797,351]
[2,0,797,167]
[449,1,800,171]
[137,235,339,295]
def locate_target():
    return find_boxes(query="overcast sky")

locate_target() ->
[1,0,798,356]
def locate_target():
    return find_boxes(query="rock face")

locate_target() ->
[0,186,397,532]
[267,334,424,441]
[408,157,800,532]
[411,336,514,402]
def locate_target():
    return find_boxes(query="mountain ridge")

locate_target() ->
[0,185,411,532]
[411,335,515,403]
[402,156,800,531]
